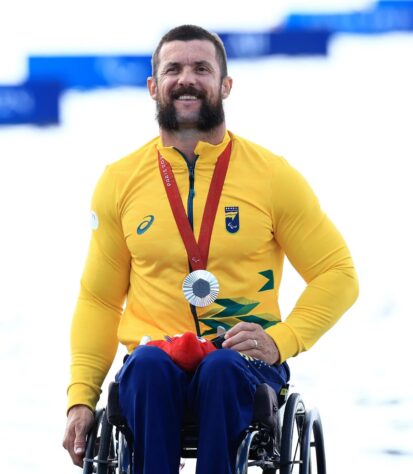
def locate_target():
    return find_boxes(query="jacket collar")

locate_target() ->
[156,131,231,171]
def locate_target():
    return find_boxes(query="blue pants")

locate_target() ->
[116,346,289,474]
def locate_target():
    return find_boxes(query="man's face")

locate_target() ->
[148,40,232,131]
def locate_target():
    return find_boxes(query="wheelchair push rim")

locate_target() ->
[83,409,104,474]
[83,408,121,474]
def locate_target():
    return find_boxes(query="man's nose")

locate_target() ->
[177,67,196,86]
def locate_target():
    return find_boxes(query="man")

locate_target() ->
[63,25,358,474]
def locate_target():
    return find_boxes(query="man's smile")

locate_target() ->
[175,95,199,101]
[171,87,205,101]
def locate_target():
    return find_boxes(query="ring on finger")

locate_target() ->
[252,339,258,349]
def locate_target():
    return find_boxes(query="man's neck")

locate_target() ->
[160,124,226,164]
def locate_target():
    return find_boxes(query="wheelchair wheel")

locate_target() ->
[83,409,105,474]
[235,426,279,473]
[117,431,132,474]
[280,394,327,474]
[279,393,306,473]
[235,429,260,474]
[97,413,117,474]
[300,409,326,474]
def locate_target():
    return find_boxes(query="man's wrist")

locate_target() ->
[67,404,94,417]
[269,337,281,365]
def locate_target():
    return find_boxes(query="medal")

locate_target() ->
[158,139,232,307]
[183,270,220,307]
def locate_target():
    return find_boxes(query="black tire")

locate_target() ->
[83,409,105,474]
[279,393,306,474]
[300,409,326,474]
[312,411,326,474]
[97,413,116,474]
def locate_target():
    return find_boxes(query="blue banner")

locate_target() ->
[285,1,413,33]
[220,30,330,58]
[27,32,329,92]
[29,55,152,90]
[0,81,61,126]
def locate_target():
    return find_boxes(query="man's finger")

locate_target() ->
[74,442,86,455]
[64,433,84,467]
[74,423,88,455]
[225,338,259,353]
[63,405,95,468]
[225,322,257,338]
[223,328,260,349]
[72,433,87,467]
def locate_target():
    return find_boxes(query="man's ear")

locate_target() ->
[221,76,233,99]
[147,77,157,100]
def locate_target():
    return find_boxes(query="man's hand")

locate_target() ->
[63,405,95,467]
[222,322,280,365]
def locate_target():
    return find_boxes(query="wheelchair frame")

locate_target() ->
[82,383,326,474]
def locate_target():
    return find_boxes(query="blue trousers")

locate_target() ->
[116,346,289,474]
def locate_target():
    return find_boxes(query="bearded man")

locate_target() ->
[63,24,358,474]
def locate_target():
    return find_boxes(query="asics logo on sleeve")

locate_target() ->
[137,215,155,235]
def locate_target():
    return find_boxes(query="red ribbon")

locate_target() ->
[158,140,232,271]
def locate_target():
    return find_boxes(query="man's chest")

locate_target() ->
[120,168,276,266]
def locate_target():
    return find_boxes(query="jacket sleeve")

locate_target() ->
[266,159,359,362]
[67,167,131,411]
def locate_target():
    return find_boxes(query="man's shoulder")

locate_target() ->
[231,132,287,166]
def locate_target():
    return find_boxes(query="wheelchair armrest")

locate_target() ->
[252,383,278,431]
[107,381,135,449]
[107,381,128,428]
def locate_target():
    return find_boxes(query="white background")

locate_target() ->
[1,1,412,472]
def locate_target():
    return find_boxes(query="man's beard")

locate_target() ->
[156,86,225,132]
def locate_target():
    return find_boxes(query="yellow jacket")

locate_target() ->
[68,131,358,410]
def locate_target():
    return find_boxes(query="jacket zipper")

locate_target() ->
[186,160,201,336]
[187,163,196,229]
[175,149,201,337]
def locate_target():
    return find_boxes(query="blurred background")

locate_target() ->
[0,0,412,472]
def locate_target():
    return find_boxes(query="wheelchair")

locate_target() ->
[82,380,326,474]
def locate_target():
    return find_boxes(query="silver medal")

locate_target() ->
[182,270,219,307]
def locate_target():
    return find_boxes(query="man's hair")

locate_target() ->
[152,25,228,80]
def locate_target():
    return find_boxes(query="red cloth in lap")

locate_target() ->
[147,332,216,372]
